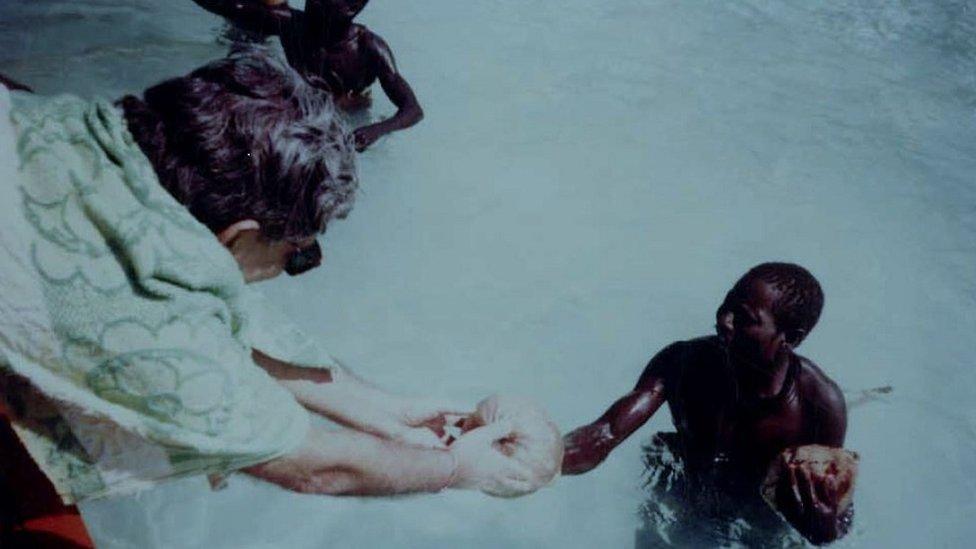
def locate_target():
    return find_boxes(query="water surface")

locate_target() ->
[2,1,975,547]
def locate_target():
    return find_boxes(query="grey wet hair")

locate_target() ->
[119,47,358,241]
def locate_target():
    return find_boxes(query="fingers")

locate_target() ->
[449,420,512,456]
[397,427,447,450]
[428,399,473,417]
[797,466,818,512]
[835,473,853,503]
[353,131,368,152]
[431,422,448,439]
[498,458,535,483]
[480,456,537,497]
[419,415,447,434]
[786,463,805,516]
[353,130,379,152]
[466,420,517,444]
[406,403,472,425]
[818,474,838,508]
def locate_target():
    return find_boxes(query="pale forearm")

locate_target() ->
[246,424,455,496]
[304,379,406,436]
[253,351,423,439]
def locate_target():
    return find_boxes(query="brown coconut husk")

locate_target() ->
[762,444,859,517]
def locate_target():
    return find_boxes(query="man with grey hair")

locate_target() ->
[0,49,537,548]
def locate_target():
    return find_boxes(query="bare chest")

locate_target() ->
[671,383,808,469]
[281,29,377,94]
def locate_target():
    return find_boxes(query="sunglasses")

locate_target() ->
[285,240,323,276]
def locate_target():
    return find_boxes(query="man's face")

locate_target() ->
[716,279,788,369]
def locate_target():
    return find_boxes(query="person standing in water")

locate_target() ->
[562,263,857,545]
[190,0,424,151]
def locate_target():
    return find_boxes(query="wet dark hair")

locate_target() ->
[732,262,825,342]
[118,48,357,241]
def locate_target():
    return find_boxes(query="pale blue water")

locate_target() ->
[2,1,975,547]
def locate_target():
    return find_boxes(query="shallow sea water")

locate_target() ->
[2,0,975,547]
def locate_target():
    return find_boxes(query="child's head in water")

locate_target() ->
[455,395,564,497]
[716,263,825,369]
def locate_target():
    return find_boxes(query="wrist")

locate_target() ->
[433,450,459,492]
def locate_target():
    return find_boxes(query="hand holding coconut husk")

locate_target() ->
[762,445,859,545]
[443,395,564,498]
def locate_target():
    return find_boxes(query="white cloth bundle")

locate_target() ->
[463,395,563,497]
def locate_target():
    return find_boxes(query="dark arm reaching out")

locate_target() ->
[0,73,32,92]
[352,34,424,151]
[561,349,674,475]
[190,0,293,35]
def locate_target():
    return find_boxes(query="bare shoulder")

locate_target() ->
[636,336,719,389]
[797,355,846,417]
[356,26,397,65]
[355,25,388,51]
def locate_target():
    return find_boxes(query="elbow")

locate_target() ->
[402,104,423,127]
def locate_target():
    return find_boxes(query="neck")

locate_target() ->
[734,353,792,400]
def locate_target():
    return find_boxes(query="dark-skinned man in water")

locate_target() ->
[191,0,423,151]
[563,263,858,546]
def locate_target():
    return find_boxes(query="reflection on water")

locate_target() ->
[636,433,802,548]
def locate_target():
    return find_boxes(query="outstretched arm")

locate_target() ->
[352,33,424,151]
[253,351,465,449]
[245,418,533,496]
[245,423,455,495]
[561,348,677,475]
[248,353,535,497]
[561,384,666,475]
[189,0,293,35]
